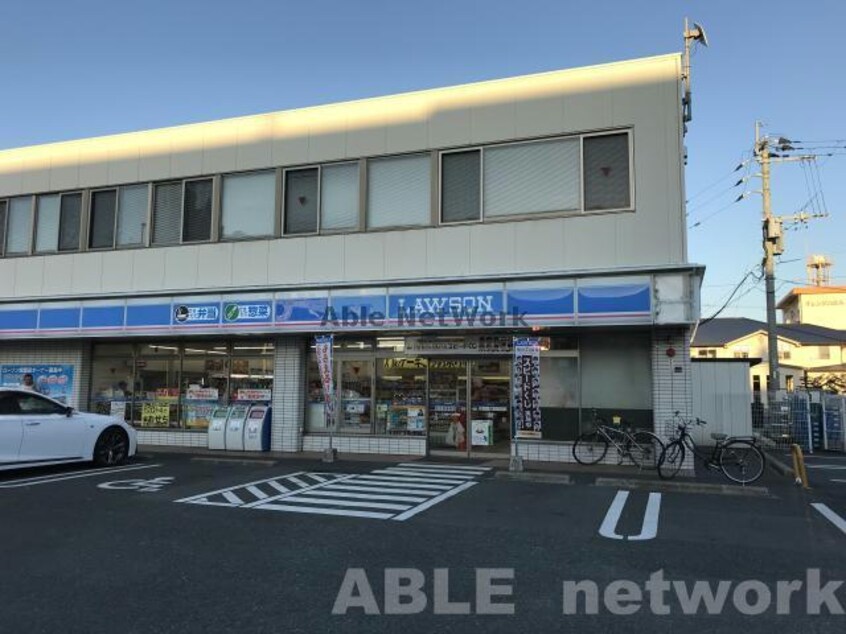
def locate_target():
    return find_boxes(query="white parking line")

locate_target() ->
[806,465,846,470]
[398,462,491,472]
[811,503,846,536]
[598,490,662,541]
[0,463,161,489]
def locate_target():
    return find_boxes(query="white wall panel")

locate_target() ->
[137,134,172,181]
[14,257,44,296]
[344,109,386,158]
[514,95,566,140]
[21,156,51,194]
[426,225,471,278]
[202,128,238,175]
[469,222,515,275]
[0,259,16,296]
[562,214,618,270]
[71,252,102,294]
[428,105,472,149]
[100,250,135,294]
[271,113,310,165]
[131,248,167,291]
[42,256,75,297]
[304,235,344,282]
[343,233,384,281]
[0,157,24,196]
[197,243,233,288]
[470,101,516,145]
[108,147,140,184]
[49,150,81,191]
[383,229,427,281]
[162,245,199,290]
[231,241,270,287]
[77,142,109,189]
[236,116,273,171]
[513,219,565,273]
[267,238,306,285]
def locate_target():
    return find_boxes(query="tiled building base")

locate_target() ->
[512,439,639,466]
[137,430,207,448]
[302,434,427,456]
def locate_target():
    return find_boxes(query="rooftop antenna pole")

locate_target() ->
[682,18,709,126]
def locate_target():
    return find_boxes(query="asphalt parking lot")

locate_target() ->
[1,452,844,633]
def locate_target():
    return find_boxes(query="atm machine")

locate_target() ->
[224,404,250,451]
[208,406,231,450]
[244,405,272,452]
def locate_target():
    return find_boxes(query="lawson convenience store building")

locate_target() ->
[0,54,702,460]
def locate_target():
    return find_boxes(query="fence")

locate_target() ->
[752,390,846,453]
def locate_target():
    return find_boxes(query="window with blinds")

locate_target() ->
[35,194,61,252]
[320,162,359,231]
[584,133,631,210]
[367,154,430,229]
[153,182,183,245]
[222,171,276,239]
[483,138,580,218]
[59,193,82,251]
[285,168,318,234]
[0,201,6,257]
[441,150,481,223]
[182,179,213,242]
[6,197,32,255]
[117,184,148,246]
[89,190,117,249]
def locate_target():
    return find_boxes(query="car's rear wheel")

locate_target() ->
[94,427,129,466]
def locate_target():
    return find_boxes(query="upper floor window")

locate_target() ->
[117,184,149,247]
[320,162,359,231]
[5,197,32,255]
[583,133,631,211]
[221,171,276,239]
[367,153,430,229]
[284,168,318,235]
[35,192,81,253]
[89,189,117,249]
[152,182,182,245]
[0,201,6,257]
[441,150,481,223]
[182,179,213,243]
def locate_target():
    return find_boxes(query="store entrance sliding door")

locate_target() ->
[426,358,511,457]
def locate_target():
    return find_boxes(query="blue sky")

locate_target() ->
[1,0,843,320]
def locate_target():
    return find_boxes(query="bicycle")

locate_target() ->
[657,412,766,484]
[572,410,665,469]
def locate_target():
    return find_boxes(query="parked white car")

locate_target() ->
[0,388,137,471]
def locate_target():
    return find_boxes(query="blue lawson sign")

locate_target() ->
[0,279,656,337]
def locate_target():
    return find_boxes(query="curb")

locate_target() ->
[495,471,572,484]
[594,477,770,497]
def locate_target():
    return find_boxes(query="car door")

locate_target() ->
[17,393,85,462]
[0,393,24,464]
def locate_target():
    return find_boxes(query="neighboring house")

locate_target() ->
[778,286,846,329]
[691,318,846,396]
[0,53,702,460]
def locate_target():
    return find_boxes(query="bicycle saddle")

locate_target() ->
[710,432,728,441]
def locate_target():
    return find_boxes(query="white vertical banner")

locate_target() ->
[315,334,335,428]
[513,337,542,439]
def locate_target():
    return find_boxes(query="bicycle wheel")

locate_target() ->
[719,440,766,484]
[657,440,685,479]
[629,431,665,470]
[572,431,609,465]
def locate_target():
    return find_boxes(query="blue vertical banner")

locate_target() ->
[512,337,542,440]
[315,335,335,428]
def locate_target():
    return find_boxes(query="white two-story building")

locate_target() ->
[0,53,702,460]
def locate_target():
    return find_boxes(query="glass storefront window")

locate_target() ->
[469,359,511,453]
[427,360,468,450]
[89,340,274,430]
[375,358,427,435]
[339,359,373,433]
[135,344,180,428]
[181,341,229,429]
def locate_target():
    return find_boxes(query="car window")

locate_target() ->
[0,394,21,415]
[16,394,67,415]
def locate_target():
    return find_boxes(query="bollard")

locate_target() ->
[790,444,809,489]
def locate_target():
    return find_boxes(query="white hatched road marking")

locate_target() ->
[176,463,489,521]
[811,503,846,536]
[0,463,162,489]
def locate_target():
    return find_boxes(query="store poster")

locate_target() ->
[315,335,335,427]
[512,337,542,439]
[0,364,75,404]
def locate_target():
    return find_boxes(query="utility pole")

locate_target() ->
[755,122,781,402]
